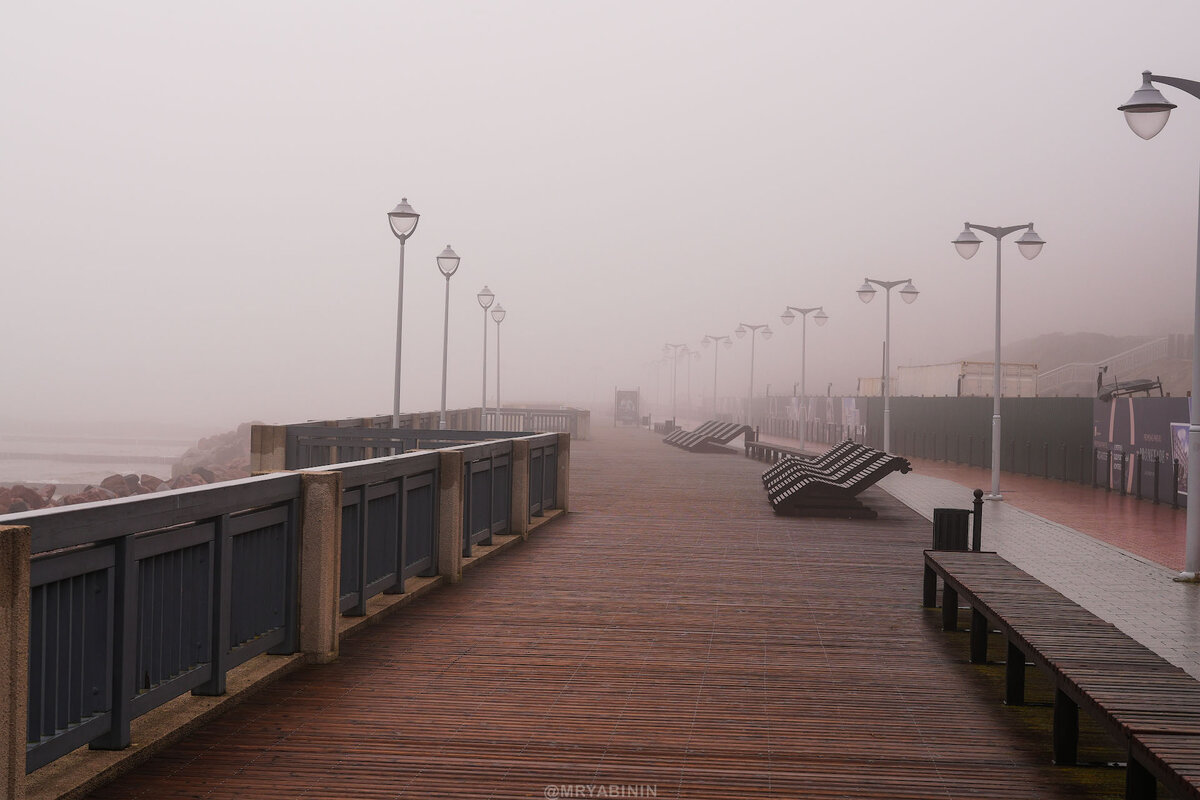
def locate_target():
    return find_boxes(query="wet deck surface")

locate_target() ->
[87,427,1116,799]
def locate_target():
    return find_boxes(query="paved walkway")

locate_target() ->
[84,427,1109,799]
[760,432,1200,680]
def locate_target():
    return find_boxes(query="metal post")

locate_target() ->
[1185,161,1200,577]
[749,332,756,430]
[439,275,450,430]
[495,316,502,418]
[990,235,1003,499]
[883,287,891,453]
[392,237,406,428]
[481,304,488,429]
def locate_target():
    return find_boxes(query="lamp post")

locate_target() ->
[1119,70,1200,579]
[701,334,733,419]
[780,305,829,449]
[856,278,918,453]
[686,348,700,420]
[734,323,773,430]
[477,286,495,429]
[951,222,1045,500]
[664,343,687,423]
[386,198,419,428]
[436,245,461,430]
[491,303,505,424]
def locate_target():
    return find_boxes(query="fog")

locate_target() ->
[4,1,1199,435]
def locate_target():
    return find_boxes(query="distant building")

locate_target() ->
[857,361,1038,397]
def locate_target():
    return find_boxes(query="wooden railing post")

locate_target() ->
[510,440,531,538]
[438,451,464,583]
[0,526,30,800]
[251,424,288,472]
[298,472,342,664]
[555,433,571,513]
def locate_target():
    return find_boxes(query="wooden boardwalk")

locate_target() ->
[86,427,1113,799]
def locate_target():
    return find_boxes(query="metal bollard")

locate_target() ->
[1154,454,1161,505]
[972,488,984,552]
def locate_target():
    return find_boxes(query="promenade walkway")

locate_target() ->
[83,426,1121,799]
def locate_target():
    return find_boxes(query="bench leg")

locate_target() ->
[1123,753,1152,796]
[1126,753,1156,800]
[970,608,988,664]
[1053,689,1078,766]
[923,565,937,608]
[942,585,958,631]
[1005,640,1025,706]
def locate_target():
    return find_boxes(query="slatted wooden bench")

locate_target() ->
[765,448,911,518]
[663,420,753,453]
[760,440,863,486]
[924,549,1200,800]
[762,442,879,492]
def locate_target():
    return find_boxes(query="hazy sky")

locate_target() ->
[5,1,1200,432]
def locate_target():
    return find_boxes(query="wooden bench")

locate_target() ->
[924,549,1200,799]
[765,448,911,518]
[760,440,863,486]
[663,420,753,454]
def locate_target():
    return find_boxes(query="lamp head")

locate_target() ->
[952,224,982,259]
[387,198,420,240]
[856,280,876,304]
[899,281,919,304]
[1119,71,1176,140]
[781,308,796,325]
[762,327,773,341]
[814,308,829,327]
[1015,225,1045,260]
[491,303,506,323]
[735,325,747,339]
[437,245,460,278]
[477,285,495,309]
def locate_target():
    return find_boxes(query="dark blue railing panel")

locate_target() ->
[339,500,361,612]
[403,476,436,578]
[529,450,545,517]
[365,485,399,594]
[1,473,304,772]
[28,548,113,759]
[492,461,510,534]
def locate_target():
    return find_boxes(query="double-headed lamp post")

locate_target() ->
[477,286,495,429]
[952,222,1045,500]
[1119,70,1200,578]
[387,198,420,428]
[701,334,733,418]
[491,303,506,420]
[664,343,687,422]
[780,305,829,449]
[436,245,461,430]
[734,323,773,430]
[856,279,918,453]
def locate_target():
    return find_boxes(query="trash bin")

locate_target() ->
[932,508,971,551]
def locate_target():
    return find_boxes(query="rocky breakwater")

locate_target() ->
[0,423,256,514]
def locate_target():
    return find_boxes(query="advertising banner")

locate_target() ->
[1093,396,1189,502]
[615,389,640,426]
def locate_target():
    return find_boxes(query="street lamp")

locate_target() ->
[1119,70,1200,579]
[664,343,687,423]
[701,334,733,419]
[436,245,461,430]
[856,278,918,453]
[387,198,419,427]
[952,221,1044,500]
[477,286,495,429]
[491,303,506,423]
[734,323,773,430]
[686,348,700,419]
[780,305,829,450]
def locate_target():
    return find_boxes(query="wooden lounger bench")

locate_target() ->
[760,440,863,486]
[764,446,911,518]
[663,420,753,454]
[924,549,1200,799]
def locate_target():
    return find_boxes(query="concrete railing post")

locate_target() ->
[438,451,464,582]
[556,433,571,513]
[0,525,30,800]
[298,473,342,664]
[250,424,288,473]
[511,440,530,538]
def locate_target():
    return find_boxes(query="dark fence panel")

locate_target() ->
[11,473,303,772]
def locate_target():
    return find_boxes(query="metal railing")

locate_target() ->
[1037,337,1169,397]
[15,473,302,771]
[483,408,590,440]
[2,428,568,778]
